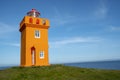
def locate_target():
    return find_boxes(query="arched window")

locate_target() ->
[29,18,33,23]
[36,19,39,24]
[42,19,46,25]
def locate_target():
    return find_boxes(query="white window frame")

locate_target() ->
[40,51,44,59]
[35,30,40,38]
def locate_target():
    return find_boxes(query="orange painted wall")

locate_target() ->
[20,16,50,67]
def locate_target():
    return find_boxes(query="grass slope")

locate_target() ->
[0,65,120,80]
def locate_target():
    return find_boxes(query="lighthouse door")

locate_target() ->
[31,47,35,65]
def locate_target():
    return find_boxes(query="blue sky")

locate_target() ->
[0,0,120,66]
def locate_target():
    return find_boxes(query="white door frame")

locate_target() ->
[32,50,35,65]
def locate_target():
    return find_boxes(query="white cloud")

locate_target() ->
[49,37,101,48]
[50,7,77,26]
[0,22,17,34]
[3,43,20,47]
[94,1,107,19]
[9,43,20,47]
[50,15,75,26]
[110,26,120,31]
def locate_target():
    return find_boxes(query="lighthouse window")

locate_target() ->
[35,30,40,38]
[36,19,39,24]
[40,51,44,59]
[29,18,33,23]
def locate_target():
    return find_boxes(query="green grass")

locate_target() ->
[0,64,120,80]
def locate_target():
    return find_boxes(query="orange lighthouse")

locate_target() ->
[19,9,50,67]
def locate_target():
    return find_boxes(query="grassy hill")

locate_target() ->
[0,65,120,80]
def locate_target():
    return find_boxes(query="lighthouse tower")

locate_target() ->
[19,9,50,67]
